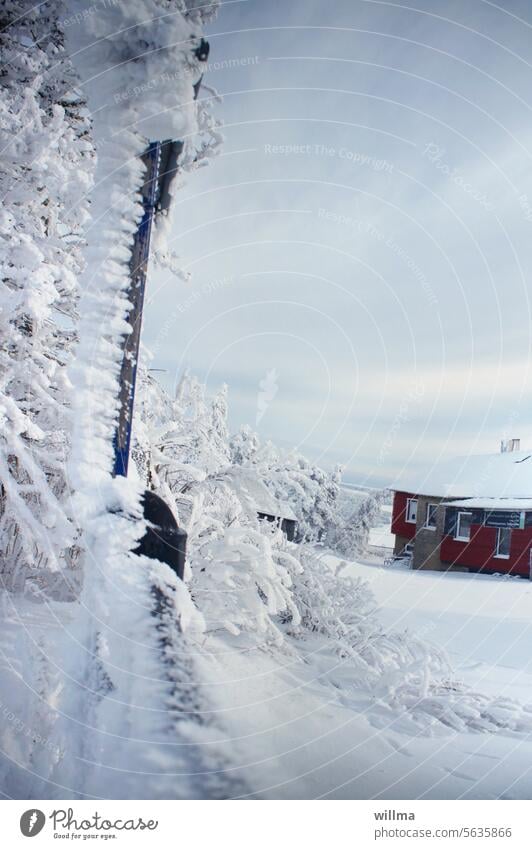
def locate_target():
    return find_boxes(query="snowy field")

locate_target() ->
[357,560,532,706]
[201,559,532,800]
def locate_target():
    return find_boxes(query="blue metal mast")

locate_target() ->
[112,39,209,479]
[113,141,161,477]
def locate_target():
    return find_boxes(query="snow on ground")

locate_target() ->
[368,526,395,549]
[198,559,532,799]
[5,554,532,799]
[368,505,394,551]
[349,559,532,705]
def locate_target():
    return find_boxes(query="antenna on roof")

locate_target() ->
[501,438,520,453]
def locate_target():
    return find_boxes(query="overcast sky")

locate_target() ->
[143,0,532,487]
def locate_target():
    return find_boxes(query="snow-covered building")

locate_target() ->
[391,440,532,577]
[225,469,298,540]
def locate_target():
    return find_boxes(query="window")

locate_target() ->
[455,511,473,541]
[406,498,418,524]
[425,502,438,530]
[495,527,511,559]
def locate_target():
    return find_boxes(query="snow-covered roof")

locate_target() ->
[393,449,532,499]
[276,500,298,522]
[225,469,297,521]
[446,497,532,510]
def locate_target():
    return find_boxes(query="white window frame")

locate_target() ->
[455,511,473,542]
[425,502,438,530]
[406,498,418,524]
[495,527,511,559]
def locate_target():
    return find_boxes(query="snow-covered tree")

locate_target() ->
[134,371,230,492]
[229,424,261,465]
[230,428,344,542]
[328,488,389,558]
[0,0,93,597]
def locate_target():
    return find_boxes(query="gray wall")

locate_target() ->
[412,495,446,571]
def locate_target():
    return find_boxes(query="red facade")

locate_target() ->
[391,491,418,540]
[392,490,532,577]
[440,524,532,577]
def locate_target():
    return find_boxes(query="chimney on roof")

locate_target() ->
[500,438,520,453]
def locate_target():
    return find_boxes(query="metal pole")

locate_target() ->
[112,45,208,479]
[113,141,161,477]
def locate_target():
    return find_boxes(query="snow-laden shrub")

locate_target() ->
[191,525,301,645]
[134,374,300,644]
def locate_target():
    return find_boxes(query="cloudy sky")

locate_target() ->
[143,0,532,487]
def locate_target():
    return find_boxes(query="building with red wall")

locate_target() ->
[390,441,532,577]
